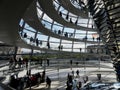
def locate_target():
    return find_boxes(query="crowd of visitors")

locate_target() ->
[8,56,53,90]
[58,45,63,51]
[9,57,29,70]
[66,69,89,90]
[22,32,43,47]
[9,70,49,90]
[8,56,51,71]
[56,29,74,38]
[59,11,78,25]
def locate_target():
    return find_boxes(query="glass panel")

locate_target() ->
[23,29,35,38]
[52,24,63,34]
[63,28,75,38]
[54,21,62,26]
[24,23,36,32]
[50,42,60,50]
[42,14,53,23]
[53,0,60,10]
[62,48,72,52]
[75,30,86,40]
[37,7,43,18]
[41,20,52,30]
[19,19,24,27]
[49,37,60,42]
[64,27,74,33]
[61,40,72,51]
[21,48,31,53]
[62,40,72,44]
[73,42,85,52]
[78,19,88,27]
[39,41,47,48]
[36,34,48,41]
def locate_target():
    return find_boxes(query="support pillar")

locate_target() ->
[27,49,33,76]
[14,46,18,60]
[113,61,120,82]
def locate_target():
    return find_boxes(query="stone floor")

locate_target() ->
[0,61,117,90]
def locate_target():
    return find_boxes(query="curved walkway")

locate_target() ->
[23,1,99,44]
[38,0,97,31]
[58,0,88,18]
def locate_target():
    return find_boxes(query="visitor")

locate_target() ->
[76,70,79,76]
[41,71,45,83]
[64,32,68,37]
[70,18,73,23]
[78,81,82,89]
[72,70,74,77]
[47,59,49,66]
[26,69,31,76]
[36,38,39,46]
[18,58,22,68]
[72,79,78,90]
[66,14,69,20]
[30,37,33,42]
[36,72,41,86]
[58,45,60,50]
[59,11,62,17]
[39,40,42,45]
[70,60,73,65]
[58,30,61,35]
[46,76,51,88]
[47,42,50,49]
[75,19,78,25]
[83,76,88,83]
[23,33,27,38]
